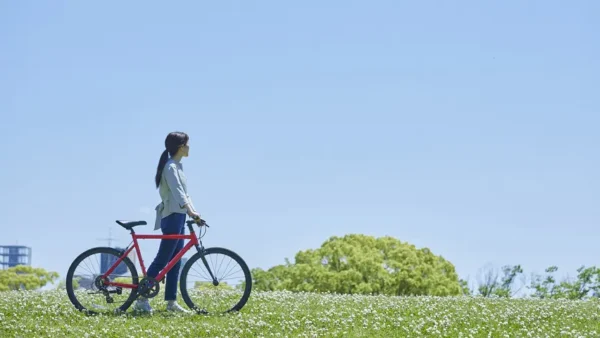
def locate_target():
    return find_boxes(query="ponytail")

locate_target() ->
[155,131,189,188]
[155,149,169,188]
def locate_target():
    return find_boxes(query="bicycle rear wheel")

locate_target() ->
[65,247,139,315]
[179,247,252,314]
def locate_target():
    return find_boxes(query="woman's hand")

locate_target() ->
[188,210,201,220]
[184,204,201,221]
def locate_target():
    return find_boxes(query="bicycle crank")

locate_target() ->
[137,277,160,298]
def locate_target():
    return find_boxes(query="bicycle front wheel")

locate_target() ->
[180,247,252,314]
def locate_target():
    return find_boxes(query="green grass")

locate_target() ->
[1,289,599,337]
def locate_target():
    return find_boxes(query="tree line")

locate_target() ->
[460,263,600,299]
[250,234,600,300]
[1,234,599,300]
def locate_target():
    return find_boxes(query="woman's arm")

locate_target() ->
[183,202,200,219]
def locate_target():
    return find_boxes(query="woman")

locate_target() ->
[134,131,200,313]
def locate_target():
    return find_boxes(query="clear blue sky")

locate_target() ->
[1,1,598,290]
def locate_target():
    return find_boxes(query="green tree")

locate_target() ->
[55,278,79,290]
[0,266,59,291]
[475,264,524,298]
[459,279,472,296]
[252,234,462,296]
[252,264,292,291]
[113,277,133,284]
[529,265,600,300]
[494,265,524,298]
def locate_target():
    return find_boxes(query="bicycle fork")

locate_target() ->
[194,241,219,286]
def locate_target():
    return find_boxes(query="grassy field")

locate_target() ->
[1,289,599,337]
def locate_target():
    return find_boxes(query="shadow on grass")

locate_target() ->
[76,307,244,319]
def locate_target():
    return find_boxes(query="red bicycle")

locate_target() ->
[65,218,252,315]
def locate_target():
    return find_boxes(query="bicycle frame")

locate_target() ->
[100,231,199,290]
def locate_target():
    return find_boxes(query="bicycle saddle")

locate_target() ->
[115,220,147,230]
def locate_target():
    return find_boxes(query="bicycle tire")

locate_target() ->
[179,247,252,314]
[66,247,139,315]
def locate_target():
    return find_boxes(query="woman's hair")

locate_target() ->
[155,131,189,188]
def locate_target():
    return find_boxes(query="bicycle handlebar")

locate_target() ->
[186,217,209,228]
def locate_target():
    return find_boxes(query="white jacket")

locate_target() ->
[154,158,194,230]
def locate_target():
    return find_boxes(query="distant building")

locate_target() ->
[73,247,134,290]
[180,257,188,275]
[100,247,133,276]
[0,245,32,270]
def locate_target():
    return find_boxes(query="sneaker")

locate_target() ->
[133,298,153,314]
[166,301,191,313]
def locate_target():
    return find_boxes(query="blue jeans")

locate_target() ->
[146,212,186,301]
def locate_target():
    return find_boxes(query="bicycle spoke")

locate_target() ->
[181,248,251,315]
[66,248,138,315]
